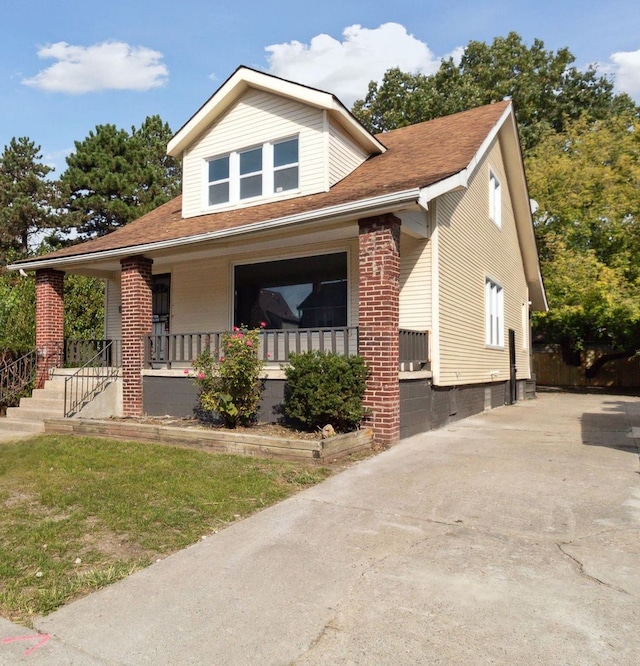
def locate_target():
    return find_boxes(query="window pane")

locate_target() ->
[235,253,347,330]
[209,156,229,182]
[209,182,229,205]
[274,138,298,167]
[240,174,262,199]
[274,166,298,192]
[240,147,262,175]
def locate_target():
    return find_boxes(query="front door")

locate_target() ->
[508,328,517,404]
[152,274,171,361]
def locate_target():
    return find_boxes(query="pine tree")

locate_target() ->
[0,137,56,258]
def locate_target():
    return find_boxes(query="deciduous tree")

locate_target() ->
[353,32,636,153]
[527,113,640,352]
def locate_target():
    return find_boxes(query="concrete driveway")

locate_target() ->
[1,390,639,664]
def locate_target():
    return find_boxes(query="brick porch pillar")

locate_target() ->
[120,255,153,416]
[358,213,401,446]
[35,269,65,388]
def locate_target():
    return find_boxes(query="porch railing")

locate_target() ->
[64,340,120,417]
[145,327,359,368]
[144,327,430,371]
[0,349,38,408]
[64,339,122,368]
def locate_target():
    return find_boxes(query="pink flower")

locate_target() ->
[260,321,267,328]
[197,372,205,380]
[183,369,190,375]
[233,326,239,332]
[246,340,252,347]
[267,353,272,359]
[228,342,233,348]
[220,356,225,362]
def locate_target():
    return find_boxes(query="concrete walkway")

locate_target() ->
[1,391,639,665]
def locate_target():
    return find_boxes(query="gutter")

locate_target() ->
[8,189,422,272]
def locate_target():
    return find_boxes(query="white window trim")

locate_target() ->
[485,277,504,348]
[205,136,299,210]
[489,169,502,228]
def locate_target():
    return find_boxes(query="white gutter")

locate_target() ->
[9,189,422,272]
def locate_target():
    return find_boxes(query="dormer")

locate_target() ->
[167,66,386,219]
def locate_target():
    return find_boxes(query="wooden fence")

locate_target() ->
[533,347,640,388]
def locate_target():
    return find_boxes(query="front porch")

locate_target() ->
[40,327,430,425]
[29,212,428,445]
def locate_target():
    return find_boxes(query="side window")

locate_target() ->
[273,138,299,193]
[208,156,230,206]
[239,146,263,200]
[485,278,504,347]
[489,170,502,228]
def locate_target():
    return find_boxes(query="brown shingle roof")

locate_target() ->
[27,101,510,262]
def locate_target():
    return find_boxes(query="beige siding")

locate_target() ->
[399,232,432,331]
[435,137,531,386]
[168,236,359,332]
[170,260,228,333]
[104,278,121,340]
[328,121,369,186]
[182,89,326,218]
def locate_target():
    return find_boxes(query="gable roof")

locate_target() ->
[15,101,512,266]
[167,66,386,157]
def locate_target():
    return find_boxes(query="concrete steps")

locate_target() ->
[0,376,66,440]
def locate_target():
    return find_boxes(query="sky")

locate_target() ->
[1,0,639,174]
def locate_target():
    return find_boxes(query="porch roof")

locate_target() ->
[12,101,511,269]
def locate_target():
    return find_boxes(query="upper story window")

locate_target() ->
[207,136,299,207]
[489,169,502,228]
[485,277,504,348]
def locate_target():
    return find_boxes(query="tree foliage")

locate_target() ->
[63,275,105,340]
[0,265,35,351]
[526,112,640,351]
[0,138,57,258]
[353,32,636,153]
[61,115,181,239]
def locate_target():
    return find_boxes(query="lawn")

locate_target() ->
[0,434,332,625]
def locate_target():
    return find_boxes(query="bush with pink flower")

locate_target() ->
[190,325,264,428]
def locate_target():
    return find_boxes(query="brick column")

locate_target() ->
[35,269,64,388]
[358,213,401,446]
[120,255,153,416]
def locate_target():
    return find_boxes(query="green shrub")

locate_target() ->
[190,326,264,428]
[284,352,369,432]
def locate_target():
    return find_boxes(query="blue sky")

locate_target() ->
[2,0,639,174]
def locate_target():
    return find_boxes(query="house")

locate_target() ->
[9,66,547,445]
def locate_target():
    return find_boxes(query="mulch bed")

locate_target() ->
[110,416,322,441]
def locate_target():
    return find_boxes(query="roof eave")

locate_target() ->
[8,188,421,273]
[167,66,385,157]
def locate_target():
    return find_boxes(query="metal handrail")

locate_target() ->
[0,349,38,407]
[64,340,119,417]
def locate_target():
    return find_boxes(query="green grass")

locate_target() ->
[0,435,332,625]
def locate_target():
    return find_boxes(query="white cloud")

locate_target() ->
[610,48,640,100]
[266,23,452,107]
[22,41,168,94]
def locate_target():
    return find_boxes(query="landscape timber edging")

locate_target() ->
[43,418,374,463]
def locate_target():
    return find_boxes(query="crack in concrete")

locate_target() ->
[556,542,630,595]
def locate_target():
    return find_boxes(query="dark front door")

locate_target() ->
[152,274,171,361]
[508,328,517,404]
